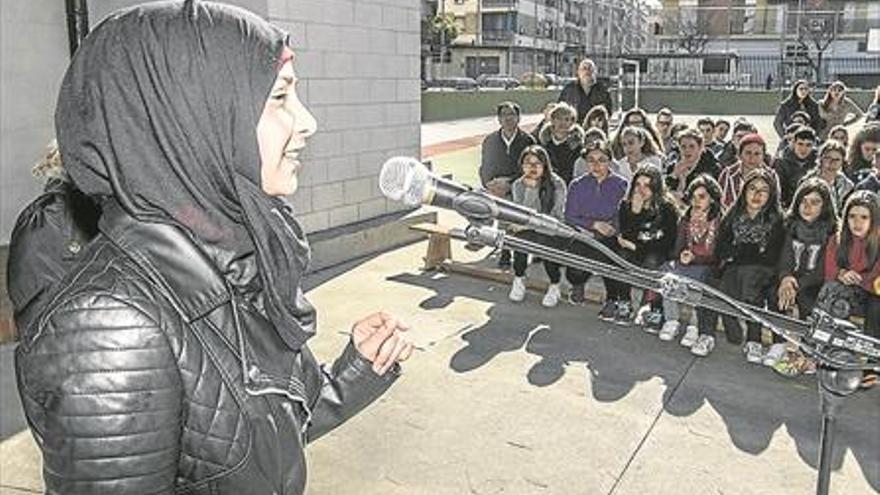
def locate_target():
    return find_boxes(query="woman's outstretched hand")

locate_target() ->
[352,311,414,375]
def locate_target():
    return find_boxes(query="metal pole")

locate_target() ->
[779,3,786,92]
[440,0,446,79]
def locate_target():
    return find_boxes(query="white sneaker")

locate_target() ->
[633,304,650,325]
[762,343,787,367]
[542,284,561,307]
[680,325,699,348]
[509,277,526,302]
[743,342,765,364]
[691,334,715,357]
[658,321,680,341]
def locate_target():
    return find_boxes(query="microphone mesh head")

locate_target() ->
[379,156,429,206]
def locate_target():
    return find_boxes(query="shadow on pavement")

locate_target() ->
[388,268,880,491]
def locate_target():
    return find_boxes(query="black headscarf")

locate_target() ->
[55,0,317,349]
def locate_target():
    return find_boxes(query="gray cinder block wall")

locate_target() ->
[0,0,422,242]
[270,0,421,231]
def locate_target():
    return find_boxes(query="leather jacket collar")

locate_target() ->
[98,200,230,322]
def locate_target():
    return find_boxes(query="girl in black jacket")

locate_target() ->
[773,80,822,139]
[771,178,837,375]
[615,165,679,328]
[699,168,785,364]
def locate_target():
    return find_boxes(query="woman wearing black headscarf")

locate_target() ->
[10,1,412,493]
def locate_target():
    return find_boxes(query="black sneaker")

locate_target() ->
[497,250,512,269]
[614,301,633,326]
[569,284,586,305]
[643,307,664,334]
[598,300,616,321]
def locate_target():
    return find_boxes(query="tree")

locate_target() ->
[796,12,838,84]
[676,18,712,54]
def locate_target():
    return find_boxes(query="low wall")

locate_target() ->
[422,88,876,121]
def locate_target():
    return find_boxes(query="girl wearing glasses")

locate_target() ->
[699,169,785,365]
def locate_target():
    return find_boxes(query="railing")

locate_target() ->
[482,0,517,8]
[482,30,516,43]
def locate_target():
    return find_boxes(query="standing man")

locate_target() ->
[480,101,536,268]
[558,59,612,123]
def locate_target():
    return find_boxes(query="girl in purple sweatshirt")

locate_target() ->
[564,140,628,318]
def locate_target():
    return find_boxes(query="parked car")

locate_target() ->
[479,76,521,90]
[542,73,561,88]
[559,76,577,87]
[429,77,479,91]
[519,72,548,89]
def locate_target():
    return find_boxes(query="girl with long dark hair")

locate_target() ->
[616,165,679,328]
[817,190,880,339]
[773,79,822,138]
[659,175,724,356]
[583,105,610,135]
[699,169,786,364]
[769,178,838,370]
[508,145,568,307]
[818,80,864,140]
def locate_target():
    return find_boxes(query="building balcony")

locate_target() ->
[482,0,517,8]
[483,30,517,43]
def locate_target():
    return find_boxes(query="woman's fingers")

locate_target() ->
[356,319,396,362]
[372,333,400,374]
[378,335,409,375]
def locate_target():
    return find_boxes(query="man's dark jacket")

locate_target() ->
[773,147,817,207]
[558,80,612,123]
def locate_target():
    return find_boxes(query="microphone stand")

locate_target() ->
[451,220,878,495]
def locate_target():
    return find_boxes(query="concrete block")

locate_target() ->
[328,156,359,182]
[289,185,313,213]
[368,30,396,55]
[340,27,371,55]
[353,104,387,129]
[342,81,371,105]
[384,102,414,126]
[368,127,397,151]
[342,129,373,154]
[323,52,356,79]
[287,0,323,22]
[396,32,421,56]
[297,210,329,233]
[354,3,383,29]
[294,50,323,79]
[369,79,397,102]
[357,150,389,177]
[308,130,343,159]
[344,177,374,204]
[380,6,408,31]
[266,0,288,18]
[324,105,357,131]
[325,0,354,25]
[305,23,340,52]
[298,159,328,186]
[307,79,344,105]
[312,182,345,211]
[327,204,359,228]
[357,197,387,220]
[359,53,389,79]
[396,79,420,103]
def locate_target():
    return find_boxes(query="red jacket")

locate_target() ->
[824,236,880,295]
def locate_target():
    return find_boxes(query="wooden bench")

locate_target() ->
[409,222,453,270]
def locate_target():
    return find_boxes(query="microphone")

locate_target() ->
[379,156,579,238]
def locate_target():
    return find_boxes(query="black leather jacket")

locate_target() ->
[13,201,398,494]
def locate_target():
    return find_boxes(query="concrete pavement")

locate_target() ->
[1,208,878,494]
